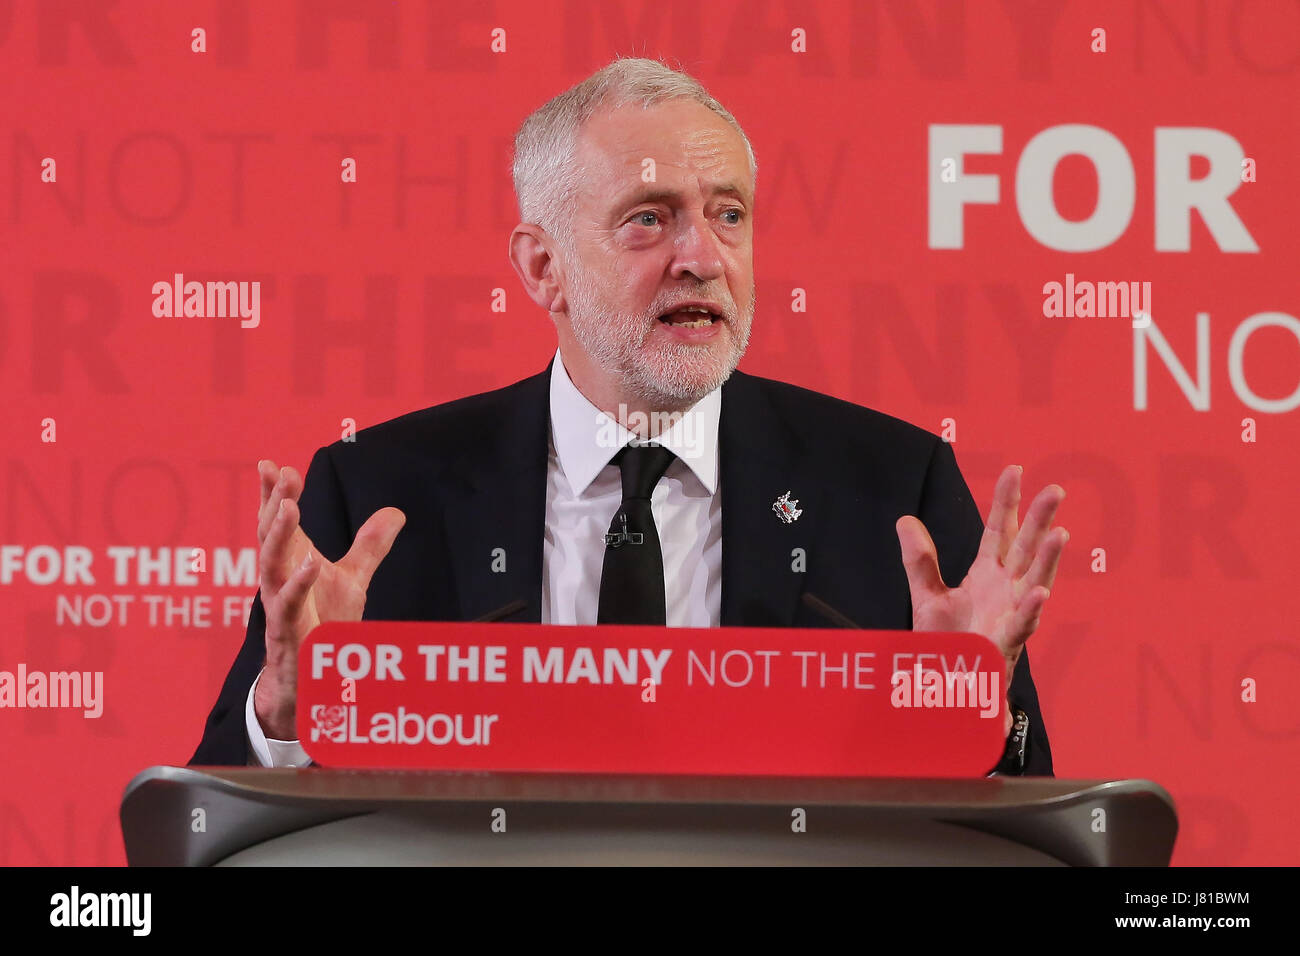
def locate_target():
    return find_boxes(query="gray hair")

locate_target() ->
[511,56,757,252]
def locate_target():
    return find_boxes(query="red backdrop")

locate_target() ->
[2,0,1297,866]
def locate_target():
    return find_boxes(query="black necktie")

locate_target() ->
[597,443,677,625]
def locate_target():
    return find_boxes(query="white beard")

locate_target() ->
[563,263,753,409]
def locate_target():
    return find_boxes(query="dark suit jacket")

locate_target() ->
[190,364,1052,774]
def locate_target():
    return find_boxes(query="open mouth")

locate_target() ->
[657,306,721,328]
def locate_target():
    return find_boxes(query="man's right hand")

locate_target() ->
[253,458,406,740]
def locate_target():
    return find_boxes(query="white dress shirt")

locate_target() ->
[245,349,723,766]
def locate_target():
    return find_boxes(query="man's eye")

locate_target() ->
[633,211,660,226]
[722,208,744,224]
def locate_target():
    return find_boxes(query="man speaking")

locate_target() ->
[191,56,1068,775]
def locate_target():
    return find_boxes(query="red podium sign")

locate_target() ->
[297,622,1007,777]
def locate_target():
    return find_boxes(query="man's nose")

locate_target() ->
[668,213,726,283]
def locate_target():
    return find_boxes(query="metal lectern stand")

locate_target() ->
[120,767,1177,866]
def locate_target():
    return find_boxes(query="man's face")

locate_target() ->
[557,99,756,409]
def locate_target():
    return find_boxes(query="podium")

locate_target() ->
[121,767,1177,866]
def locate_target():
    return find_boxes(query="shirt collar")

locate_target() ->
[549,348,720,496]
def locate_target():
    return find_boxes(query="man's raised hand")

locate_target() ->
[895,464,1068,735]
[253,458,405,740]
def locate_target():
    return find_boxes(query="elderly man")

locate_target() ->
[192,57,1067,774]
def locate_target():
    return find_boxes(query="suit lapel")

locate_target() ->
[719,371,827,626]
[440,364,825,627]
[439,363,551,623]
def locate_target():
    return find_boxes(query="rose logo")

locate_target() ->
[311,704,348,742]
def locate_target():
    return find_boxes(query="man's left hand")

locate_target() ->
[896,464,1068,737]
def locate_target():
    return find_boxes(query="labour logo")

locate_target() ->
[311,704,348,742]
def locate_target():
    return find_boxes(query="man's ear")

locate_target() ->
[508,224,567,313]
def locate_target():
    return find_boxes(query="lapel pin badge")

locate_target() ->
[772,491,802,524]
